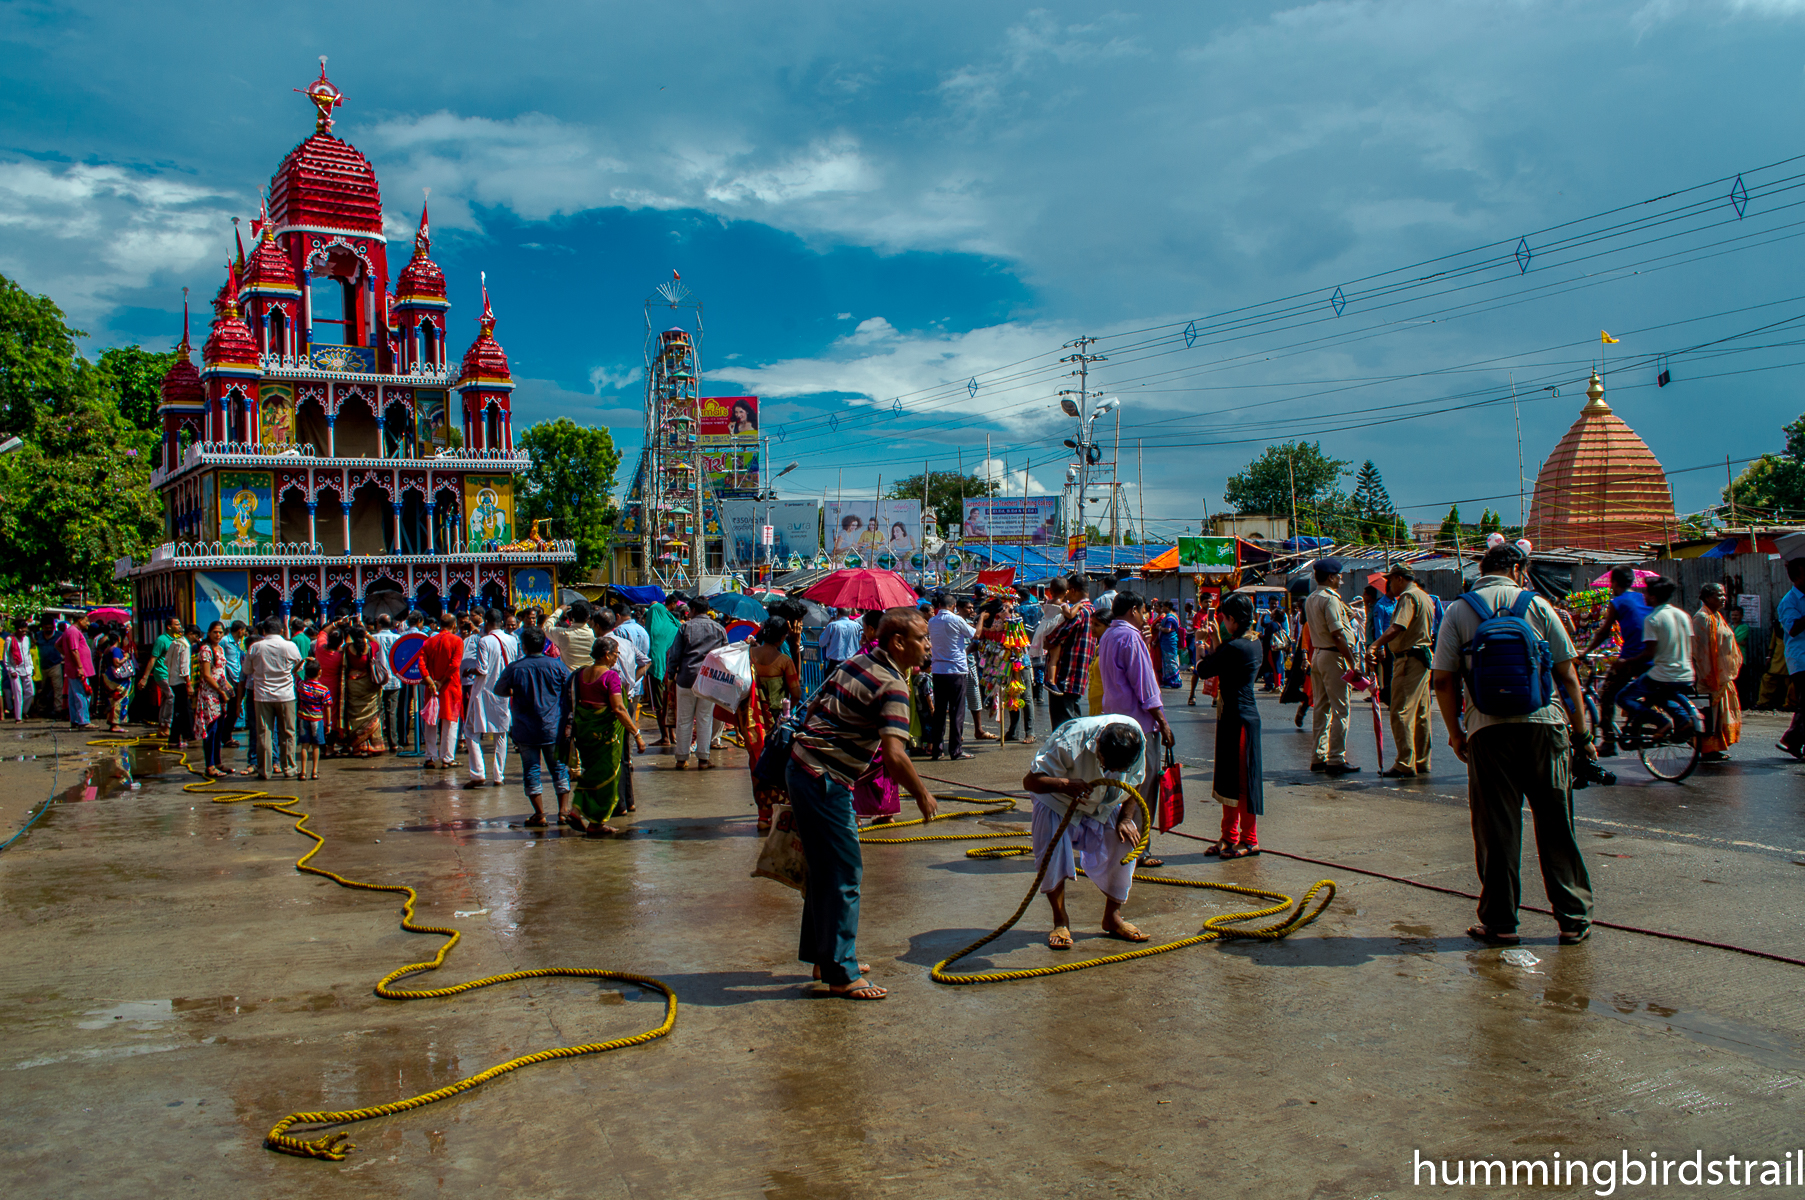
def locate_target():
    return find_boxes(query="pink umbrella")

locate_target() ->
[1589,567,1659,588]
[803,568,918,611]
[87,607,131,622]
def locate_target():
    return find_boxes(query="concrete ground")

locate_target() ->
[1,689,1802,1199]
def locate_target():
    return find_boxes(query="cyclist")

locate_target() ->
[1631,576,1695,742]
[1582,565,1653,757]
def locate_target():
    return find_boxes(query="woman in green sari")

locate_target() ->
[563,635,646,837]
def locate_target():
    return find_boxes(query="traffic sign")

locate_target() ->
[762,525,774,546]
[390,630,428,684]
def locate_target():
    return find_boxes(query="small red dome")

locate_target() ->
[242,230,298,291]
[161,348,204,406]
[397,249,446,302]
[458,327,511,383]
[269,132,383,234]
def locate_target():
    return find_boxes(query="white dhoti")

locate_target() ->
[1030,794,1138,902]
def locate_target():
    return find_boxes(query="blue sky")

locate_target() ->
[6,1,1805,538]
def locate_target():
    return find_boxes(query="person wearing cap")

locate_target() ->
[1369,563,1435,778]
[1431,541,1593,946]
[1303,558,1360,774]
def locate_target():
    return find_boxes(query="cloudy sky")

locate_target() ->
[6,0,1805,538]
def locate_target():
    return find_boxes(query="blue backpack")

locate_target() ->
[1457,589,1555,717]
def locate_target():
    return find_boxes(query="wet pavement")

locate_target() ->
[1,694,1801,1198]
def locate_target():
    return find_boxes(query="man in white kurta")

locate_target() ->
[465,610,519,785]
[1022,714,1150,950]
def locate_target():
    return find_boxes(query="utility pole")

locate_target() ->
[1511,372,1525,528]
[1059,335,1107,562]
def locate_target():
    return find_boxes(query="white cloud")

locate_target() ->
[588,364,644,393]
[0,160,240,328]
[974,456,1051,496]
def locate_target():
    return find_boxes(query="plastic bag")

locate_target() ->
[752,804,808,893]
[1155,746,1184,832]
[852,759,901,818]
[421,693,441,727]
[694,641,754,710]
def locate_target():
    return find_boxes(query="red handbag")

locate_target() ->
[1155,746,1184,832]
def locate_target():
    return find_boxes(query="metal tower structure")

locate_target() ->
[638,275,704,587]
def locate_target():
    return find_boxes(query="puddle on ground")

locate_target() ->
[77,1000,175,1030]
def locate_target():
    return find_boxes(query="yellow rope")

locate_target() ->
[87,734,676,1161]
[862,778,1336,985]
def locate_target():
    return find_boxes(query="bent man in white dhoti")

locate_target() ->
[464,608,518,785]
[1022,714,1152,950]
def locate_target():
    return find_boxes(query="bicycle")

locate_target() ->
[1583,655,1701,783]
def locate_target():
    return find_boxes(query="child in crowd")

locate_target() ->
[296,660,330,781]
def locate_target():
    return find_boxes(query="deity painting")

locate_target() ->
[217,471,273,553]
[512,567,554,609]
[415,390,450,455]
[462,475,514,551]
[259,385,294,447]
[195,570,251,629]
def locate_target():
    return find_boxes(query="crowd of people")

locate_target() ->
[8,550,1803,1000]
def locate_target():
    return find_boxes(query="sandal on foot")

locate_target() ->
[1558,925,1592,945]
[1138,855,1165,869]
[1047,926,1074,950]
[523,813,549,828]
[1103,922,1150,943]
[1467,924,1520,945]
[1204,841,1225,856]
[584,824,620,838]
[824,982,887,1001]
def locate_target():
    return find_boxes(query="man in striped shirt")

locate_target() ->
[787,607,938,1001]
[1043,572,1097,731]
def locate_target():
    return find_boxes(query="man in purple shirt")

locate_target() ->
[1097,591,1175,752]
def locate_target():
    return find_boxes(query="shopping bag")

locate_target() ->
[1155,747,1184,832]
[851,759,901,818]
[752,804,808,893]
[694,642,754,709]
[421,693,441,727]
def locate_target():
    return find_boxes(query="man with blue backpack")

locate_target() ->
[1431,541,1595,947]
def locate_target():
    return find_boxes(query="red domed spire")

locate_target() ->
[203,261,260,368]
[160,291,205,407]
[396,196,446,303]
[243,196,299,292]
[269,61,381,233]
[458,273,512,383]
[1525,372,1675,551]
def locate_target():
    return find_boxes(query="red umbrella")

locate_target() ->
[803,568,918,611]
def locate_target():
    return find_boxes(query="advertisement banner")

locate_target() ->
[823,500,921,564]
[722,500,819,565]
[464,476,515,551]
[961,497,1060,545]
[1177,536,1237,574]
[218,471,274,554]
[701,445,760,495]
[698,395,759,443]
[195,570,251,629]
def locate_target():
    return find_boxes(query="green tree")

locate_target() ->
[1725,412,1805,519]
[0,275,91,436]
[885,469,1001,536]
[1224,440,1355,538]
[1478,508,1502,537]
[515,418,622,578]
[0,396,161,602]
[1349,459,1400,544]
[96,345,178,431]
[1437,504,1463,549]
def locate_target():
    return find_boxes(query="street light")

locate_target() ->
[776,461,799,478]
[1059,397,1080,418]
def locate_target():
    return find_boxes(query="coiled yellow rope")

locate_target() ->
[863,778,1336,985]
[87,734,676,1161]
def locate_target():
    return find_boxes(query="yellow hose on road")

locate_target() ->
[861,777,1336,985]
[87,735,676,1161]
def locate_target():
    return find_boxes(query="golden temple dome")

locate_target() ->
[1524,372,1675,551]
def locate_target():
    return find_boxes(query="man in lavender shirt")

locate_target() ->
[1096,590,1175,867]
